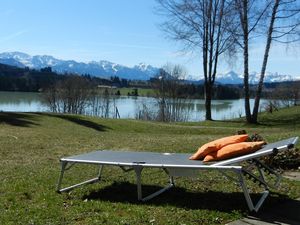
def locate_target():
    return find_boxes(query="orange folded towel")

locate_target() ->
[189,134,249,160]
[203,141,266,162]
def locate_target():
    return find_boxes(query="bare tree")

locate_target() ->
[231,0,300,123]
[252,0,300,123]
[229,0,270,123]
[156,0,235,120]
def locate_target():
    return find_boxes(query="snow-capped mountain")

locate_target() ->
[216,71,243,84]
[0,52,159,80]
[0,52,297,83]
[249,71,295,83]
[216,70,297,84]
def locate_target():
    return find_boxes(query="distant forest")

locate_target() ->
[0,63,113,92]
[1,62,296,100]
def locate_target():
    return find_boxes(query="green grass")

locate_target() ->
[0,106,300,224]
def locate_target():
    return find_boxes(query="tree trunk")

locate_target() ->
[241,0,252,123]
[243,38,252,121]
[205,82,212,120]
[243,41,252,123]
[252,0,279,123]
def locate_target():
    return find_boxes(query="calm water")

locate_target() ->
[0,91,269,121]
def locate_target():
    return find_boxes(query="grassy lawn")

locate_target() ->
[0,106,299,224]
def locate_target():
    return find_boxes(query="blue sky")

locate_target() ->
[0,0,299,78]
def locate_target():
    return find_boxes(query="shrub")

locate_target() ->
[262,147,300,170]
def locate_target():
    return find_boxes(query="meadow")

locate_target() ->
[0,106,299,224]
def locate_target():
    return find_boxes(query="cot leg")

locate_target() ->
[134,166,143,200]
[134,166,174,201]
[163,168,175,186]
[170,176,175,186]
[253,159,282,188]
[98,165,104,179]
[237,171,269,212]
[57,161,67,192]
[57,162,102,193]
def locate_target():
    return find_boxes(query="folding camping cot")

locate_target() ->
[57,137,298,212]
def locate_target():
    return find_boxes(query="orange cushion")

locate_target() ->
[203,141,266,162]
[189,134,249,160]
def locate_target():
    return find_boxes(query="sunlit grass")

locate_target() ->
[0,106,299,224]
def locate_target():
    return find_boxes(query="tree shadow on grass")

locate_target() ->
[0,112,39,127]
[43,113,110,132]
[81,181,291,213]
[259,113,300,127]
[213,113,300,129]
[247,197,300,225]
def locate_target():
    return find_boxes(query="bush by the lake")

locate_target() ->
[135,98,192,122]
[89,88,117,118]
[43,75,92,114]
[265,81,300,108]
[135,103,157,121]
[136,64,192,122]
[43,75,117,117]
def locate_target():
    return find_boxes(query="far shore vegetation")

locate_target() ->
[1,62,299,122]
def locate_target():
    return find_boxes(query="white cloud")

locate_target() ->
[0,30,28,43]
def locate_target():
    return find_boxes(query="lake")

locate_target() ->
[0,91,271,121]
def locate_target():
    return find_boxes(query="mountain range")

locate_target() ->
[0,52,158,81]
[0,51,298,84]
[216,70,298,84]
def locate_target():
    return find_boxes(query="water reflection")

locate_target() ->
[0,91,270,121]
[0,92,42,104]
[0,91,47,112]
[194,101,233,112]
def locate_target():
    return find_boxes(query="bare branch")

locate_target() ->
[275,10,300,19]
[273,37,300,43]
[248,1,272,34]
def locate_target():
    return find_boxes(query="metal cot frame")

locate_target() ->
[57,137,298,212]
